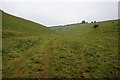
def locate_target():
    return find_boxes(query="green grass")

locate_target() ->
[50,20,119,78]
[2,11,120,78]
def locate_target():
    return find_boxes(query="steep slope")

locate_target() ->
[2,11,55,36]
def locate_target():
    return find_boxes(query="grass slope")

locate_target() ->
[2,12,55,36]
[51,20,119,78]
[2,11,119,78]
[2,11,56,78]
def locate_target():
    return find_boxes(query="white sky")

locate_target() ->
[1,0,119,27]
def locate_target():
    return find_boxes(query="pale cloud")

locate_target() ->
[1,0,120,2]
[1,1,118,26]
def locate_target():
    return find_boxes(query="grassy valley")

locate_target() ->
[2,11,120,78]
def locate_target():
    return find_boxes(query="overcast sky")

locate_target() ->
[1,0,119,27]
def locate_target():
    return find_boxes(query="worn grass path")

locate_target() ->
[3,36,53,77]
[36,40,53,78]
[44,40,53,78]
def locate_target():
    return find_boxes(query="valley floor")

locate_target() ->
[2,20,120,78]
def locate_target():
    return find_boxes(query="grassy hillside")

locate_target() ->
[2,12,55,36]
[2,11,57,78]
[51,20,119,78]
[2,11,119,78]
